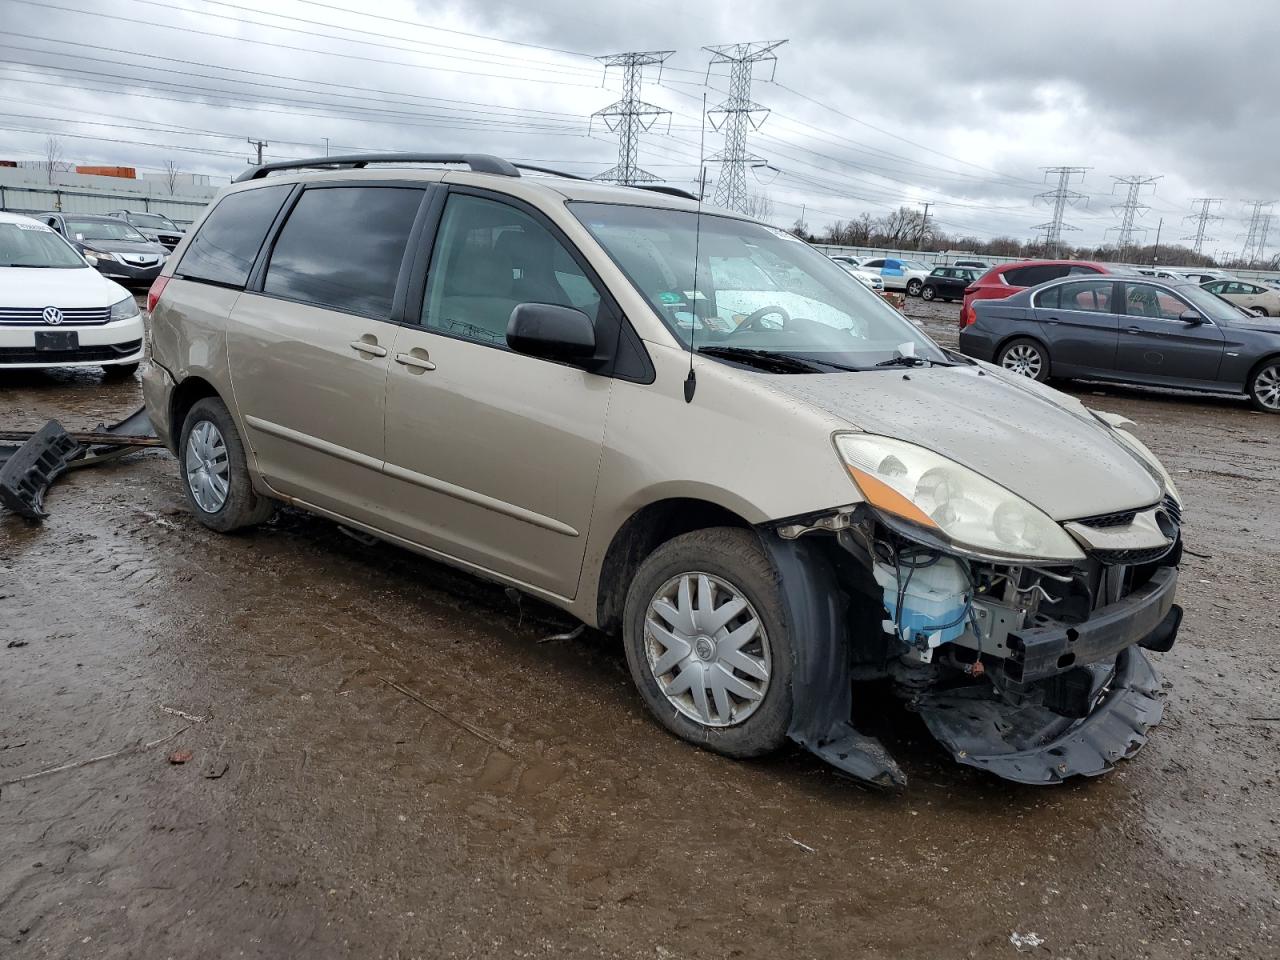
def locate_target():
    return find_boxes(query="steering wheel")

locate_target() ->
[734,304,791,333]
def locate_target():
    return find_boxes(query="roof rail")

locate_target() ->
[234,153,520,183]
[633,184,700,202]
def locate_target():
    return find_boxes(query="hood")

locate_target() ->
[766,363,1162,521]
[79,237,167,256]
[0,265,130,308]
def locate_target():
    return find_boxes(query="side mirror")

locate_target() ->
[507,303,597,363]
[1179,309,1204,325]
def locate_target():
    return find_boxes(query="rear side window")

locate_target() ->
[1055,279,1114,313]
[263,186,423,318]
[1005,264,1077,287]
[177,184,291,288]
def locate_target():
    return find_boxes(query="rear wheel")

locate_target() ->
[1254,306,1270,317]
[921,285,936,301]
[179,397,275,531]
[1248,360,1280,413]
[997,337,1050,382]
[622,528,792,759]
[906,278,923,297]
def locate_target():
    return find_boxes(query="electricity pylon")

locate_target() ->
[1239,200,1276,265]
[1033,166,1089,255]
[590,51,675,185]
[1182,198,1224,255]
[703,40,787,213]
[1107,175,1161,258]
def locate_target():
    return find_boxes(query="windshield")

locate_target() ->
[570,203,946,369]
[1184,283,1251,323]
[128,213,179,230]
[0,221,87,268]
[67,219,148,242]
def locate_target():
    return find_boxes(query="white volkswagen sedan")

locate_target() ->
[0,211,144,375]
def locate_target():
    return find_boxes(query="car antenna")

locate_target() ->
[684,93,708,404]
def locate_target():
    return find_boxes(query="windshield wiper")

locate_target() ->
[697,346,860,374]
[874,354,955,368]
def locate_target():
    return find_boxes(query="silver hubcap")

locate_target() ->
[1002,343,1043,378]
[644,572,771,727]
[184,419,230,513]
[1256,364,1280,410]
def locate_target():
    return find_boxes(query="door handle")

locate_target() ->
[349,339,388,358]
[394,352,436,372]
[1043,317,1060,324]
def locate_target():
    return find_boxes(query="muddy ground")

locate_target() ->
[1,295,1278,959]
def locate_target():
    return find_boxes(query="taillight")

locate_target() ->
[960,302,976,328]
[146,275,169,314]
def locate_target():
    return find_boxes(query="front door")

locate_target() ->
[379,190,612,598]
[227,183,428,522]
[1114,282,1225,384]
[1031,278,1119,375]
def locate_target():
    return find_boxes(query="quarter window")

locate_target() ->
[177,184,292,288]
[421,193,601,347]
[263,186,423,318]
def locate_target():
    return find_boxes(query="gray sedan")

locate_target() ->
[958,275,1280,412]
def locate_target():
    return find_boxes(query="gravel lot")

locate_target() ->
[2,294,1278,959]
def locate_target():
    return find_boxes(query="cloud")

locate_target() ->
[0,0,1270,251]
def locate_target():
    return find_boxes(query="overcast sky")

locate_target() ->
[1,0,1273,254]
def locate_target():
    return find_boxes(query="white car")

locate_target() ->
[831,258,885,291]
[858,257,934,295]
[0,211,144,375]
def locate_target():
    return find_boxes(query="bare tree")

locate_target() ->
[43,135,65,185]
[740,193,774,223]
[162,160,180,195]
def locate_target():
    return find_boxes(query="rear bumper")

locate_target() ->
[957,325,997,361]
[140,360,177,451]
[0,315,145,368]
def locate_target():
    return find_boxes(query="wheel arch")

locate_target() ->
[168,375,223,454]
[593,497,754,635]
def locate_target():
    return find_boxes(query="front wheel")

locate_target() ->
[1249,360,1280,413]
[622,528,792,759]
[997,337,1051,382]
[920,285,936,301]
[906,278,923,297]
[179,397,275,531]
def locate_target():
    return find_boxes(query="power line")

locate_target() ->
[1107,174,1161,257]
[1182,198,1223,255]
[1033,166,1089,254]
[702,40,787,213]
[590,51,674,186]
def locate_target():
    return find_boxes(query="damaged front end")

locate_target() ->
[767,492,1183,788]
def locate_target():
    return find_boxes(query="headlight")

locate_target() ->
[1112,428,1180,506]
[110,295,140,321]
[88,249,119,263]
[835,433,1085,562]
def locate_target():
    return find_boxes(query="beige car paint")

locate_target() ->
[145,166,1166,628]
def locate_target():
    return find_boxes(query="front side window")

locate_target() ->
[571,202,946,368]
[0,221,86,268]
[1123,283,1191,320]
[422,193,601,346]
[264,186,423,318]
[178,184,292,288]
[1055,279,1114,313]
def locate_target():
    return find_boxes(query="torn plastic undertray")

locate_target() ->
[915,646,1163,785]
[0,406,159,521]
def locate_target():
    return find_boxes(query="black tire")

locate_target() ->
[1254,306,1270,317]
[906,278,923,297]
[996,336,1051,383]
[920,285,936,301]
[178,397,274,532]
[622,527,793,759]
[102,362,140,379]
[1247,358,1280,413]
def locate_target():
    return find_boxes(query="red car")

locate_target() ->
[960,260,1113,328]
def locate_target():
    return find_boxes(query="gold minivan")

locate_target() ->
[143,154,1185,787]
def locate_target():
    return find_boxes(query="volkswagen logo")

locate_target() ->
[42,306,64,326]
